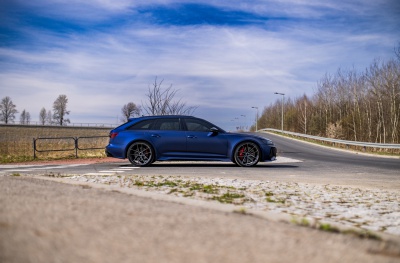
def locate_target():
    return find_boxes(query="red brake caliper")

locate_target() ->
[239,147,245,160]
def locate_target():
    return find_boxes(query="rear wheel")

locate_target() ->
[234,142,260,167]
[127,142,154,166]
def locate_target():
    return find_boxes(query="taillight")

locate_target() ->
[110,132,118,139]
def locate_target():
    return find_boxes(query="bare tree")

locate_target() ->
[0,96,18,124]
[258,51,400,144]
[121,102,140,122]
[52,94,70,126]
[39,108,46,125]
[142,77,197,116]
[395,42,400,61]
[46,110,53,125]
[20,109,31,124]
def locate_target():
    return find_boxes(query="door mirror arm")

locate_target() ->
[210,127,219,133]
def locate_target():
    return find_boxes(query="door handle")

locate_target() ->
[151,134,161,138]
[187,135,197,139]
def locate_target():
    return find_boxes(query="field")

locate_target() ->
[0,125,112,163]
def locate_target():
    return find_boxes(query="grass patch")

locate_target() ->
[319,223,340,233]
[212,192,245,204]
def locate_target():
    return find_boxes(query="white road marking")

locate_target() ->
[272,157,303,163]
[83,167,140,176]
[0,163,89,174]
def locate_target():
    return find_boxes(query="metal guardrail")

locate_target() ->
[260,128,400,150]
[33,136,109,158]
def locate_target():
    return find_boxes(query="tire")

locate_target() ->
[127,142,154,166]
[233,142,260,167]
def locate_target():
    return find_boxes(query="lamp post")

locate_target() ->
[274,92,285,131]
[251,106,258,131]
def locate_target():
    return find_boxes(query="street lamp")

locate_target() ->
[274,92,285,131]
[251,107,258,131]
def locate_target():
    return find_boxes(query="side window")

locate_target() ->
[127,120,154,130]
[154,119,181,131]
[185,119,213,132]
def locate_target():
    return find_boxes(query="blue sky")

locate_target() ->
[1,0,399,130]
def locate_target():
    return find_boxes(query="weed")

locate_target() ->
[134,180,145,186]
[11,173,21,176]
[319,223,340,233]
[266,197,285,204]
[160,180,178,187]
[212,192,245,204]
[168,188,178,194]
[189,184,219,194]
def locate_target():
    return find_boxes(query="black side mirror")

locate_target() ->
[210,127,219,133]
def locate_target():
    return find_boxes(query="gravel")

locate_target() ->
[63,174,400,236]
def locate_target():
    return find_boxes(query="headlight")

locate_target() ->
[261,138,274,145]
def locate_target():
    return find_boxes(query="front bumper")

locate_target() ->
[264,147,277,161]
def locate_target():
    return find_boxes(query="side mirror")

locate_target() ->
[210,127,219,133]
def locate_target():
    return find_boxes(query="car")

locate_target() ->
[105,115,277,167]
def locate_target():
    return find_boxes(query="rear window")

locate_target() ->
[153,118,181,131]
[127,119,154,130]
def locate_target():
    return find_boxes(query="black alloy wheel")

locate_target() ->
[127,142,154,166]
[234,142,260,167]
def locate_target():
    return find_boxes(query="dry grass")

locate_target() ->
[0,125,112,163]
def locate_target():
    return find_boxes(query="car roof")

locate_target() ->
[128,115,195,121]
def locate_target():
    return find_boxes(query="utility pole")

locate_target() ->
[274,92,285,131]
[251,107,258,131]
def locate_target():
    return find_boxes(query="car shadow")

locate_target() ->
[119,162,299,169]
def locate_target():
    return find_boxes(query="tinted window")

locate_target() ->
[153,119,181,131]
[127,119,154,130]
[185,118,213,132]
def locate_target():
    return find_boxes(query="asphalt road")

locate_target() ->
[1,132,399,190]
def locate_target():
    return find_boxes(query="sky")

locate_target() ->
[1,0,399,131]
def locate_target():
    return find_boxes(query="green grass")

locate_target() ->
[212,192,246,204]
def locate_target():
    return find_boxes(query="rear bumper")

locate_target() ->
[105,144,125,159]
[105,148,114,157]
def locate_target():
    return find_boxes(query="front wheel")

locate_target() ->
[233,142,260,167]
[127,142,154,166]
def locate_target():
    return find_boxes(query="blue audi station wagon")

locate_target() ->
[105,115,277,167]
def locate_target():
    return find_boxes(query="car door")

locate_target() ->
[184,118,228,158]
[148,118,187,158]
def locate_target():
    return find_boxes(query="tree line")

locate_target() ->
[0,78,196,125]
[256,44,400,143]
[0,94,70,126]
